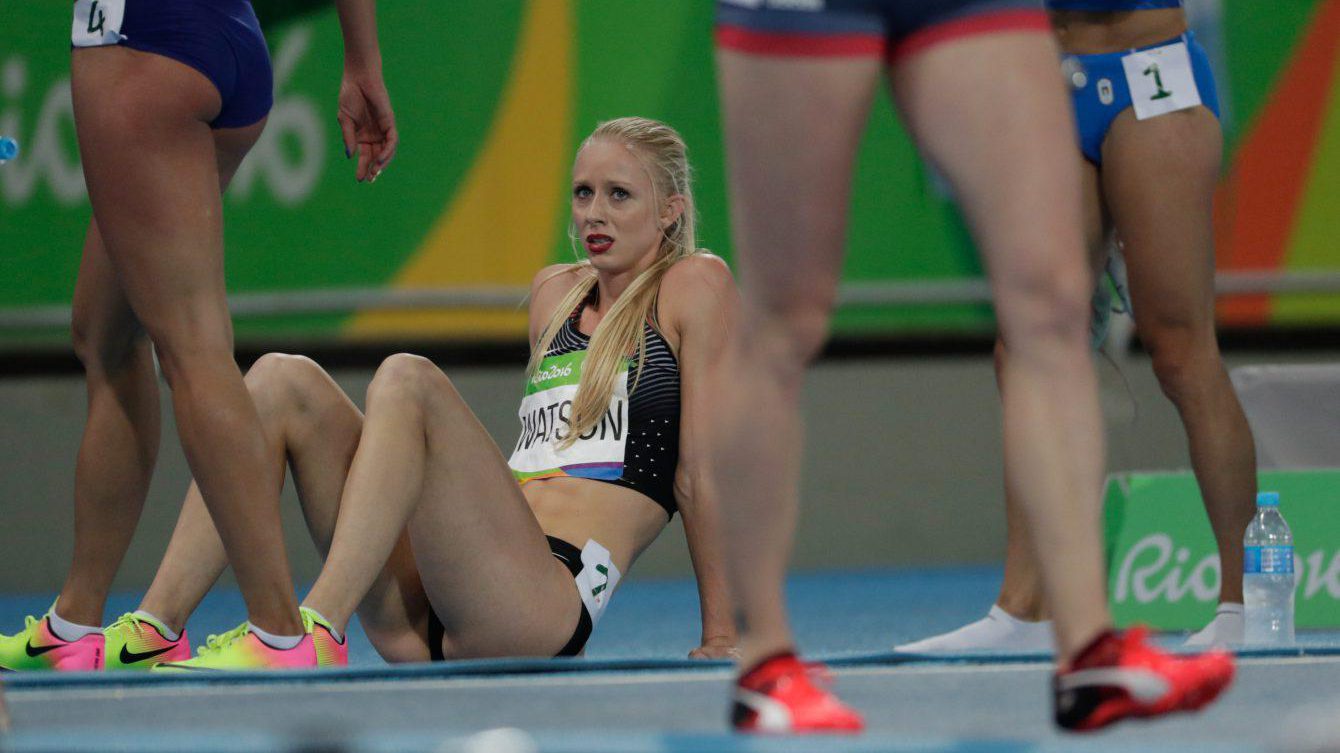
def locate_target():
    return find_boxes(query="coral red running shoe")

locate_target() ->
[731,653,864,734]
[1054,626,1234,731]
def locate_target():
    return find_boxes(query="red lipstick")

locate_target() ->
[585,234,613,254]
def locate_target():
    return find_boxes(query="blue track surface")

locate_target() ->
[3,567,1338,752]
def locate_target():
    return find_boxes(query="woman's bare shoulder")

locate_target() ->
[658,254,737,338]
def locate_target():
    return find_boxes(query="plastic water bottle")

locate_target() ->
[0,136,17,165]
[1243,491,1295,644]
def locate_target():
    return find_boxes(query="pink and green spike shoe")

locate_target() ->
[300,607,348,668]
[103,613,190,671]
[153,622,317,672]
[0,613,104,671]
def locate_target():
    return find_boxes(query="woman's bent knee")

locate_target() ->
[366,354,444,406]
[243,353,335,410]
[245,353,322,391]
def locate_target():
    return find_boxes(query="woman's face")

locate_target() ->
[571,139,678,276]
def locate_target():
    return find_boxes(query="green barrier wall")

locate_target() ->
[1104,469,1340,630]
[1,1,1335,343]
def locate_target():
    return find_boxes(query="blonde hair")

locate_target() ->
[528,117,702,448]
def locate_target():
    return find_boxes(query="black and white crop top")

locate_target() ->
[508,304,681,518]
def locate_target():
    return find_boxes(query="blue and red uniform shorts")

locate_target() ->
[716,0,1051,65]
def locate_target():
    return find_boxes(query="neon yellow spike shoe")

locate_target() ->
[300,607,348,668]
[153,622,317,672]
[103,613,190,671]
[0,613,104,671]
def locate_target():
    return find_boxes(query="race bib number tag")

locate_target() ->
[1121,41,1201,120]
[573,539,622,625]
[72,0,126,47]
[508,350,628,482]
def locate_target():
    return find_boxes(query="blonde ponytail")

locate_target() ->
[528,117,701,448]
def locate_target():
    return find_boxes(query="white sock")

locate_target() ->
[301,607,343,643]
[1185,603,1244,647]
[47,608,102,642]
[247,622,304,651]
[133,610,180,641]
[896,605,1055,654]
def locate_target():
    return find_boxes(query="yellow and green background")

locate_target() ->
[2,0,1338,345]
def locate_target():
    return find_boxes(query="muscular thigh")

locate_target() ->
[715,52,881,318]
[890,30,1091,326]
[393,368,582,657]
[71,47,240,351]
[1100,106,1221,332]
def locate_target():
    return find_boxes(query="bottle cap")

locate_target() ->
[1257,491,1280,507]
[0,137,17,161]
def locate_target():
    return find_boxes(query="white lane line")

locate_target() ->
[10,653,1339,704]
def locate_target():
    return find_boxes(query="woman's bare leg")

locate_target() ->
[57,107,277,628]
[891,30,1109,662]
[139,355,366,634]
[712,52,883,669]
[56,220,161,627]
[994,161,1109,626]
[72,46,300,634]
[304,355,581,659]
[1102,107,1255,606]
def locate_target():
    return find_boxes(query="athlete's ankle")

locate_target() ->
[736,630,796,672]
[50,591,104,629]
[994,596,1048,623]
[46,608,102,642]
[738,650,798,684]
[136,597,191,638]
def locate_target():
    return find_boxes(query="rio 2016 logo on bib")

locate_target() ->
[509,350,628,483]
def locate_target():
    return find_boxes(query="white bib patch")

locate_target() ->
[509,350,628,483]
[72,0,127,47]
[1121,40,1202,121]
[572,539,621,625]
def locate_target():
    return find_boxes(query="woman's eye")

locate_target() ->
[611,188,629,200]
[573,186,592,199]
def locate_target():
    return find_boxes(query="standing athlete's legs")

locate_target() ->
[58,109,270,631]
[899,162,1109,653]
[1102,107,1256,621]
[72,46,301,636]
[712,51,877,732]
[891,29,1109,661]
[58,220,161,629]
[713,53,882,668]
[894,32,1232,732]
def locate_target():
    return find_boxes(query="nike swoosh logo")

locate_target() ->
[1056,667,1172,703]
[120,644,175,665]
[25,640,60,657]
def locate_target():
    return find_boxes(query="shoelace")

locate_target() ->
[109,613,144,632]
[198,623,250,657]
